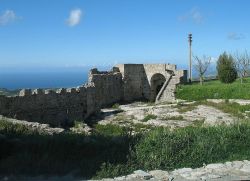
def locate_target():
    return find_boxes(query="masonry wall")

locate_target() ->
[0,64,187,127]
[0,68,124,127]
[88,68,123,107]
[115,64,148,101]
[0,84,98,127]
[115,64,186,102]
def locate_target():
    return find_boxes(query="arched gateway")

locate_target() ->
[115,64,187,103]
[150,73,166,101]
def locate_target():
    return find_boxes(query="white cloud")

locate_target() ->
[227,32,246,40]
[66,9,82,27]
[178,7,204,24]
[0,10,20,26]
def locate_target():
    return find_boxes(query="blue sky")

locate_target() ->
[0,0,250,72]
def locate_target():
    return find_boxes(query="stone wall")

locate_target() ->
[0,84,97,127]
[116,64,187,102]
[0,63,187,127]
[115,64,146,101]
[88,68,123,107]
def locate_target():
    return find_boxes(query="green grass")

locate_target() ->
[176,78,250,101]
[132,121,250,170]
[0,120,134,178]
[96,121,250,178]
[203,101,250,118]
[2,118,250,179]
[162,115,184,120]
[173,100,250,119]
[94,124,129,136]
[173,102,200,113]
[141,114,157,122]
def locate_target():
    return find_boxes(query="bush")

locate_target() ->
[217,52,237,83]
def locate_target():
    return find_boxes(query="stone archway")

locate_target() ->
[150,73,166,101]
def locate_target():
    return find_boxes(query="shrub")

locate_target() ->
[217,52,237,83]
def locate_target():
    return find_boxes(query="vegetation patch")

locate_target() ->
[2,118,250,179]
[141,114,157,122]
[176,78,250,101]
[161,115,184,120]
[173,102,200,113]
[112,103,120,109]
[93,124,129,137]
[130,123,152,133]
[202,101,250,119]
[96,121,250,178]
[0,119,134,178]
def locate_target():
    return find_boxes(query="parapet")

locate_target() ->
[56,88,67,94]
[89,67,121,75]
[19,89,32,96]
[32,89,44,95]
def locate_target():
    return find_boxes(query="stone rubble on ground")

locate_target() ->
[98,101,236,130]
[70,123,92,135]
[93,160,250,181]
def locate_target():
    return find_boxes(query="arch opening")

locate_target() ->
[150,73,166,102]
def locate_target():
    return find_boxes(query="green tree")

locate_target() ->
[217,52,237,83]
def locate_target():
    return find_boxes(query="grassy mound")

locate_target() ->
[97,121,250,178]
[176,78,250,101]
[1,119,250,179]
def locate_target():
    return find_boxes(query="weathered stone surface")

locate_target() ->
[98,101,237,130]
[133,170,152,180]
[94,160,250,181]
[149,170,169,180]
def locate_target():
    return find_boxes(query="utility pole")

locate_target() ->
[188,33,192,83]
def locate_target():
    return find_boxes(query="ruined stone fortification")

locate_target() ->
[0,64,187,127]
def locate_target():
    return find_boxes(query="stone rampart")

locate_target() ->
[0,84,95,127]
[88,68,123,107]
[0,64,187,127]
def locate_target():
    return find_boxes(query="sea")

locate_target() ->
[0,71,89,90]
